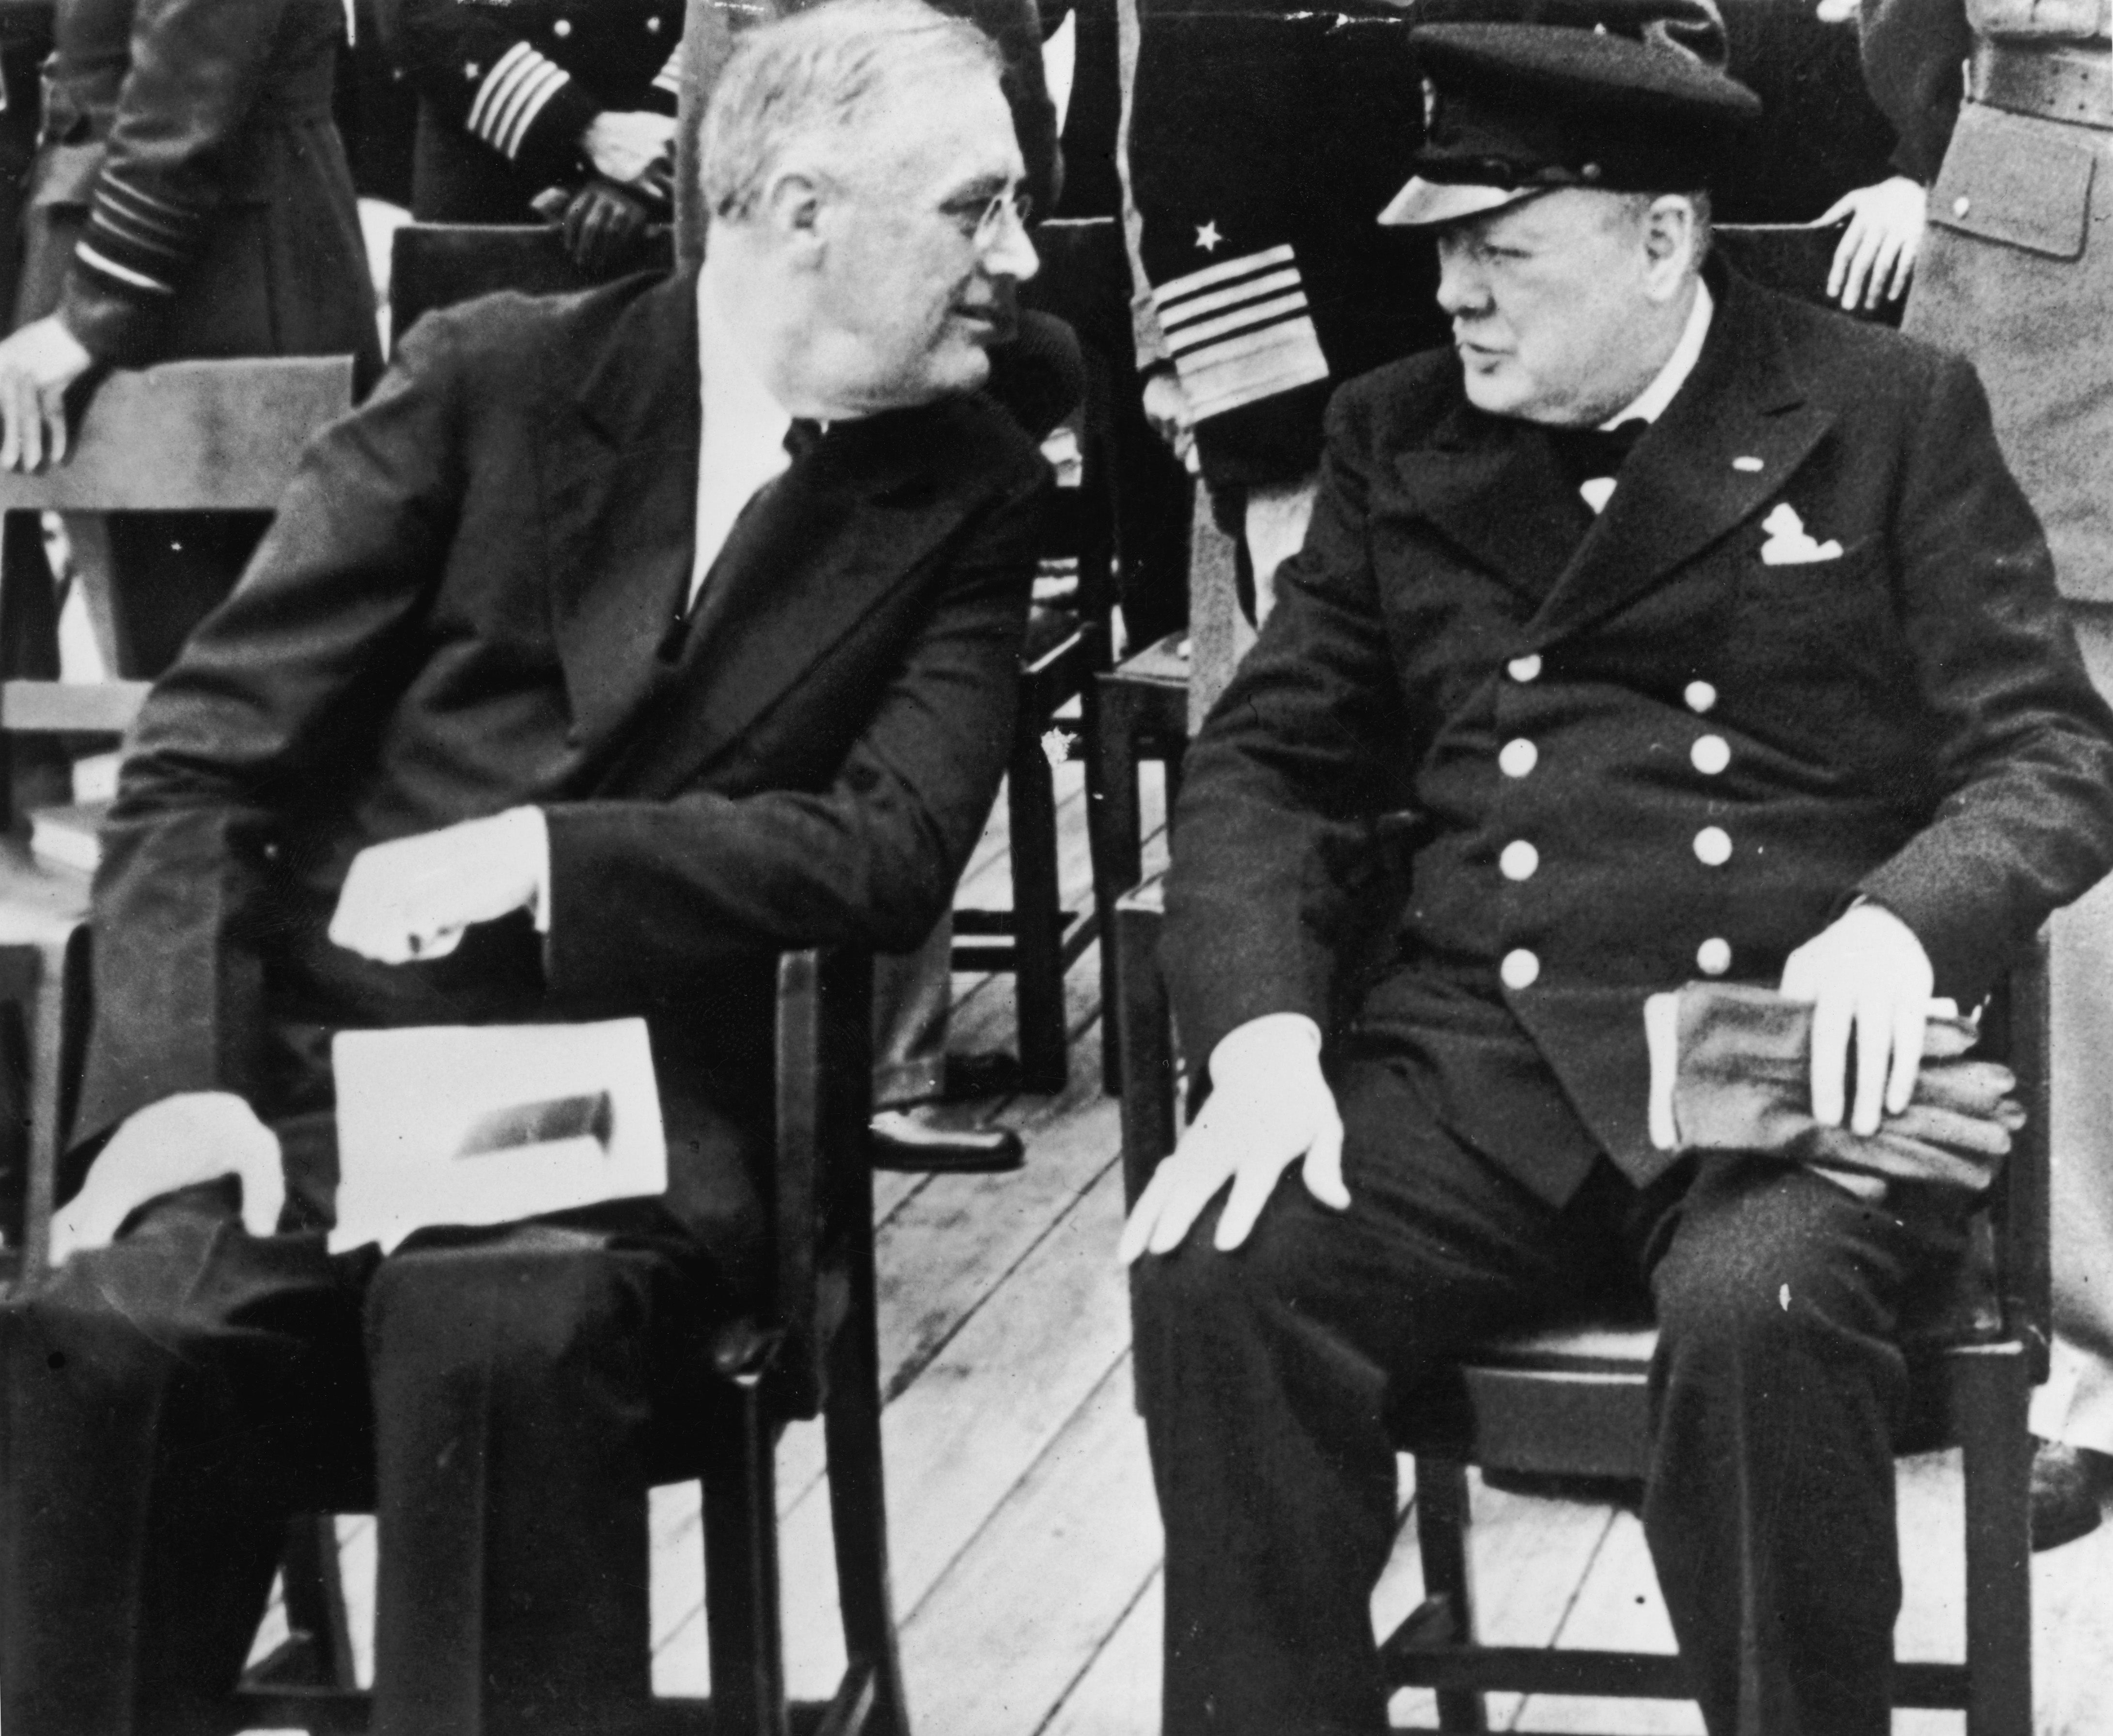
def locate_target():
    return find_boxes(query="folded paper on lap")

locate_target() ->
[331,1018,667,1252]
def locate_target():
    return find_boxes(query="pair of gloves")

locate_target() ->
[1649,982,2023,1193]
[532,176,667,275]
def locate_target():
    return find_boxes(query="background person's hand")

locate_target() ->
[580,110,677,187]
[1778,901,1935,1135]
[0,316,93,472]
[560,177,654,273]
[49,1091,283,1263]
[329,807,546,965]
[1118,1014,1347,1261]
[1821,176,1926,312]
[1141,366,1199,474]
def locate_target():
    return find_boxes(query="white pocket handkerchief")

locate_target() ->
[1758,502,1844,566]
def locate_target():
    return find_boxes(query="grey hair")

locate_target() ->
[701,0,1004,222]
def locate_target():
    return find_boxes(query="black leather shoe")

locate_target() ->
[2030,1438,2107,1552]
[870,1109,1025,1174]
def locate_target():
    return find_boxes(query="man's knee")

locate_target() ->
[366,1228,649,1392]
[1653,1162,1912,1376]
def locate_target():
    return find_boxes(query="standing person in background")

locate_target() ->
[0,0,383,677]
[1716,0,1925,310]
[1125,0,1447,623]
[381,0,685,271]
[1865,0,2113,1551]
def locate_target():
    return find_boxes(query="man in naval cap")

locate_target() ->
[1120,2,2113,1730]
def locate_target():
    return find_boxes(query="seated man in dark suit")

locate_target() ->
[0,4,1049,1732]
[1120,4,2113,1733]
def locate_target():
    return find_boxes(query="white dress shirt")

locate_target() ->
[691,270,798,607]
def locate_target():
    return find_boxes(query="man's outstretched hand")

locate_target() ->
[1118,1013,1348,1262]
[1778,900,1935,1136]
[49,1091,283,1263]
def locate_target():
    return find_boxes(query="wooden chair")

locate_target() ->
[1112,873,2042,1736]
[5,937,907,1736]
[225,946,907,1736]
[0,357,358,1285]
[949,216,1121,1095]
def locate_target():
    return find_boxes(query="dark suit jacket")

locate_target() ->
[74,266,1049,1283]
[1163,266,2113,1206]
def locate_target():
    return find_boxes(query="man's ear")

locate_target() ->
[1640,194,1701,301]
[759,170,827,262]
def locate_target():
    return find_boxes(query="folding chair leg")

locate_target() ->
[1955,1343,2033,1736]
[824,1227,909,1736]
[703,1384,790,1736]
[1414,1458,1488,1735]
[1112,895,1174,1210]
[1007,714,1068,1095]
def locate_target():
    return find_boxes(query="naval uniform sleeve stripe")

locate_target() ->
[1166,289,1311,356]
[87,203,188,258]
[1174,316,1329,421]
[1158,267,1303,334]
[491,60,572,158]
[75,241,176,295]
[651,47,682,96]
[1152,243,1298,307]
[466,40,537,138]
[96,175,195,227]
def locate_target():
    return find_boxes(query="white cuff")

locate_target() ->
[500,804,551,934]
[1208,1012,1323,1088]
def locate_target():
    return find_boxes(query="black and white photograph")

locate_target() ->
[0,0,2108,1728]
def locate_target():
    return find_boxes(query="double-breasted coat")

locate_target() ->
[1163,264,2113,1207]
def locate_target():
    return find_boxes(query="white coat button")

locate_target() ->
[646,12,662,26]
[1684,680,1717,714]
[1507,654,1542,683]
[1693,826,1732,867]
[553,16,572,33]
[1691,735,1730,775]
[1501,948,1541,990]
[1499,738,1538,778]
[1697,937,1733,976]
[1953,196,1971,218]
[1500,840,1539,881]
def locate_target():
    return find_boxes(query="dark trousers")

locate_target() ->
[1129,1046,1968,1736]
[0,1185,724,1736]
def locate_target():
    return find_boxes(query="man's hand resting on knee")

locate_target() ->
[1779,900,1936,1136]
[48,1092,284,1263]
[1119,1013,1349,1261]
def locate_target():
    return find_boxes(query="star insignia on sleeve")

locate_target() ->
[1195,221,1222,252]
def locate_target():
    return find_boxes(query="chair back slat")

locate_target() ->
[0,358,354,512]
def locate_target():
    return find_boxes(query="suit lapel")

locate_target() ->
[1529,270,1834,644]
[1393,398,1590,606]
[596,404,975,798]
[546,269,703,756]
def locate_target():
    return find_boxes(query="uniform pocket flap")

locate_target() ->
[28,142,106,210]
[1929,102,2095,259]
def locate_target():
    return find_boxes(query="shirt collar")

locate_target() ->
[1603,277,1714,430]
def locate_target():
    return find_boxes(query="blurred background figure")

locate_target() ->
[1865,0,2113,1552]
[1716,0,1924,313]
[381,0,682,272]
[0,0,381,679]
[1123,0,1444,623]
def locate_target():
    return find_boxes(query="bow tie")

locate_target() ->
[784,418,827,461]
[1546,418,1649,490]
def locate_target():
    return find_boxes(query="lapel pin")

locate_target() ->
[1733,456,1764,472]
